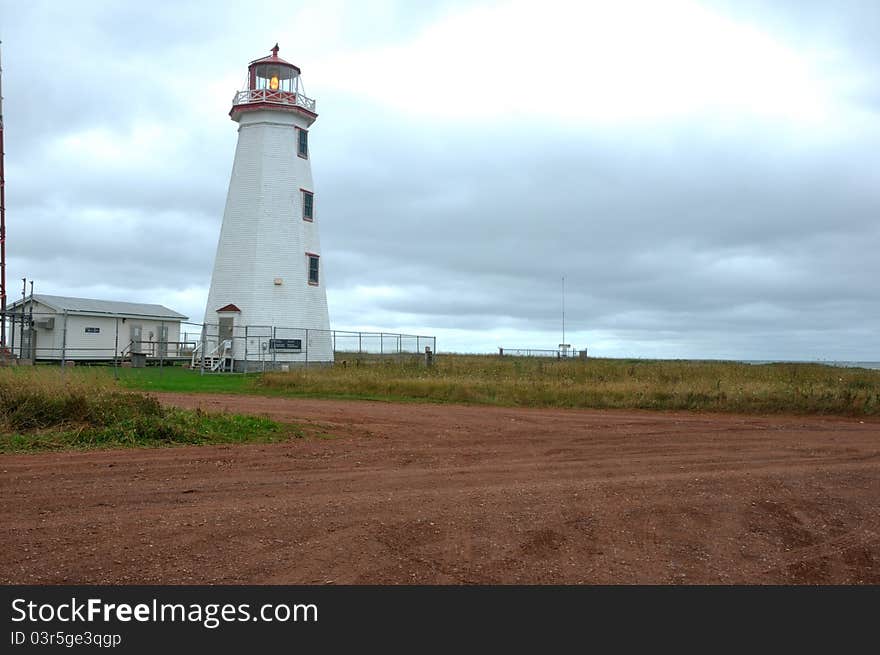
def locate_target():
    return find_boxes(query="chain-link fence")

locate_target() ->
[187,322,436,372]
[0,310,436,373]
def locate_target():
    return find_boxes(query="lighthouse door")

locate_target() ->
[219,316,234,347]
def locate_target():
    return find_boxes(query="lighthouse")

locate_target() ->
[203,45,332,370]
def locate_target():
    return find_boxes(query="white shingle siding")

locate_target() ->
[204,108,333,362]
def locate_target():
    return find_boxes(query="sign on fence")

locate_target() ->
[269,338,302,352]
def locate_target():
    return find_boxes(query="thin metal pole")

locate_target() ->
[305,328,309,367]
[113,317,119,380]
[562,275,565,349]
[159,321,164,375]
[19,278,25,358]
[199,323,206,376]
[60,310,68,370]
[27,280,33,360]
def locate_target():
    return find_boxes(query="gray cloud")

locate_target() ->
[1,0,878,359]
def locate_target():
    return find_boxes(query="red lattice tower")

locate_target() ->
[0,41,7,348]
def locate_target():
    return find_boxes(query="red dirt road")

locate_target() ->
[2,394,879,584]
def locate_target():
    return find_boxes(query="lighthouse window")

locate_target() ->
[307,254,320,285]
[254,64,293,92]
[297,128,309,158]
[302,190,314,221]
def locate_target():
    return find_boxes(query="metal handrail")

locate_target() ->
[191,338,232,372]
[120,340,196,359]
[232,88,316,112]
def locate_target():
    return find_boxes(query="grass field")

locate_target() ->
[0,367,296,453]
[254,355,880,415]
[2,356,876,452]
[80,354,880,415]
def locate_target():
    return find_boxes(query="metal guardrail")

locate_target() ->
[232,88,316,112]
[499,347,587,359]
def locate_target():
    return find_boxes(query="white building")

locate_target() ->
[202,45,332,371]
[6,294,189,362]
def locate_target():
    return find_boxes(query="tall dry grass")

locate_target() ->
[0,367,281,451]
[258,355,880,415]
[0,367,159,430]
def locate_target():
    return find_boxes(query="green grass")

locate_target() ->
[114,366,256,393]
[0,367,297,453]
[0,410,289,453]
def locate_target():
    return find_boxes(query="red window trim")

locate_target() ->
[300,188,314,222]
[306,252,320,286]
[295,126,309,159]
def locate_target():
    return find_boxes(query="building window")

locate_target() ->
[297,128,308,158]
[307,254,320,285]
[302,190,314,221]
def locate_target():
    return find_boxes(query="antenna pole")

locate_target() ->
[562,275,565,347]
[0,41,7,348]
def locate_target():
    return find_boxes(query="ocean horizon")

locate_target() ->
[740,360,880,370]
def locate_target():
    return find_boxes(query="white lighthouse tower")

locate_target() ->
[203,45,332,370]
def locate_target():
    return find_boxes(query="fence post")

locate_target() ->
[305,329,309,367]
[244,325,248,371]
[60,311,68,370]
[199,323,206,376]
[19,288,26,359]
[358,332,362,354]
[272,327,277,368]
[113,317,119,380]
[380,332,383,355]
[332,330,336,355]
[499,347,504,356]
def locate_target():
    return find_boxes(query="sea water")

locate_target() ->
[742,360,880,370]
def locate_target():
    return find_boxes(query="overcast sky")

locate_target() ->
[1,0,878,359]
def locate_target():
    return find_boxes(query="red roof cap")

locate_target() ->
[216,303,242,313]
[248,43,301,74]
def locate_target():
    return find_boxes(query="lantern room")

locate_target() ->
[249,43,301,92]
[231,44,317,121]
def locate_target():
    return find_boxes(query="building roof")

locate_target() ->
[8,294,188,321]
